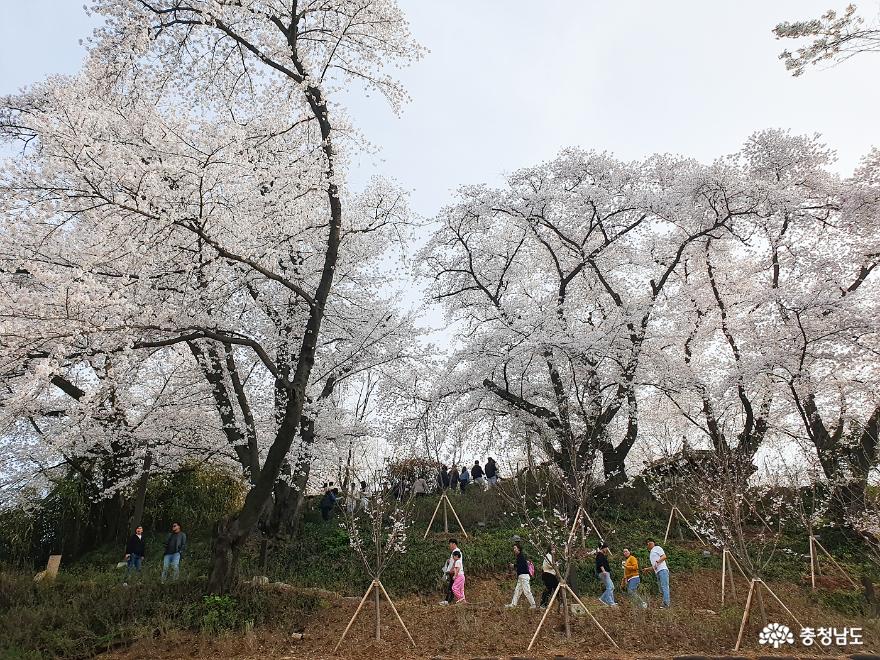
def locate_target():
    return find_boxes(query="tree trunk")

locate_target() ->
[374,585,382,640]
[207,516,245,593]
[129,450,152,533]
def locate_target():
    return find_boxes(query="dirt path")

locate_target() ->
[102,572,879,659]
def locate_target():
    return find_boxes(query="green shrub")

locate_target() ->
[816,589,867,616]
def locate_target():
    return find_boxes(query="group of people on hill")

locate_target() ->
[438,537,671,610]
[121,522,188,584]
[321,480,373,520]
[318,459,502,522]
[438,457,499,493]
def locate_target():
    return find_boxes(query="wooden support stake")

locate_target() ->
[809,535,817,591]
[423,493,468,539]
[565,507,584,550]
[675,507,707,546]
[757,579,804,630]
[374,583,381,640]
[721,548,728,606]
[664,506,676,543]
[423,495,444,540]
[727,549,749,580]
[582,509,604,544]
[446,495,469,538]
[813,537,859,589]
[734,578,757,651]
[526,582,561,651]
[728,550,737,600]
[334,581,376,653]
[376,580,416,647]
[564,584,620,649]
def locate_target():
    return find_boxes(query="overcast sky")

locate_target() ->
[3,2,879,213]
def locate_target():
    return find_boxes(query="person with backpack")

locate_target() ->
[595,542,617,605]
[540,543,559,608]
[160,522,187,583]
[505,542,536,609]
[458,465,470,492]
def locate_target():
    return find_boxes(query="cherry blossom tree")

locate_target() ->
[421,150,752,489]
[0,0,423,592]
[649,131,878,504]
[774,4,880,76]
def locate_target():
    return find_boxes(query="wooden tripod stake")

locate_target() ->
[808,534,858,592]
[663,505,707,545]
[733,578,804,651]
[721,547,747,605]
[334,579,416,653]
[424,491,468,539]
[566,506,604,548]
[526,580,619,651]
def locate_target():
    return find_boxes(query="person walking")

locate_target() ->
[485,457,498,486]
[413,475,428,497]
[621,548,646,608]
[161,522,187,583]
[440,538,464,605]
[451,549,466,603]
[505,542,536,609]
[448,466,460,493]
[540,543,560,608]
[458,465,470,492]
[643,538,671,608]
[595,543,616,606]
[123,525,146,584]
[471,460,484,487]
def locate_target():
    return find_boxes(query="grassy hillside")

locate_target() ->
[1,486,878,659]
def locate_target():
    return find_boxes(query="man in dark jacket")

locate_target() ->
[161,522,187,583]
[320,487,338,521]
[123,525,146,583]
[471,460,484,487]
[485,457,498,486]
[438,465,450,490]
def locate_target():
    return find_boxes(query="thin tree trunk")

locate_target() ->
[129,450,152,532]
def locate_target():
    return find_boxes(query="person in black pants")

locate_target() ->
[123,525,146,583]
[540,543,559,607]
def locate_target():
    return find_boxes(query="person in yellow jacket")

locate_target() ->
[621,548,647,608]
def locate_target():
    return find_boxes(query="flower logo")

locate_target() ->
[759,623,794,648]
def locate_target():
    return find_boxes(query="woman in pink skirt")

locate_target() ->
[451,550,465,603]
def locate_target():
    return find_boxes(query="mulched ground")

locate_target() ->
[102,571,879,659]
